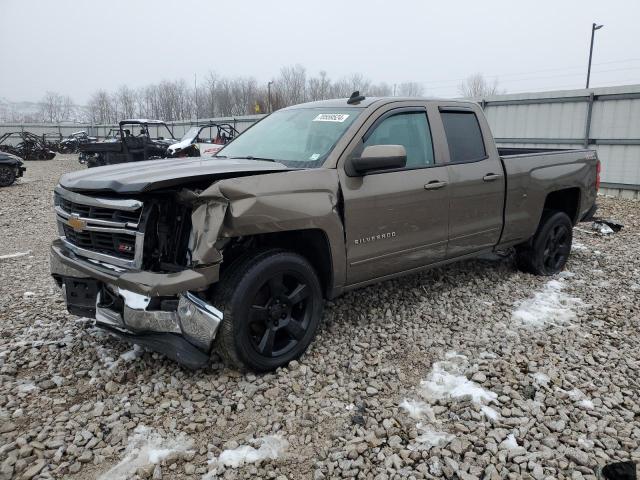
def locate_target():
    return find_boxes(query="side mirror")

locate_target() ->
[347,145,407,176]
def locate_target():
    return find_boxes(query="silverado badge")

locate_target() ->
[67,214,87,233]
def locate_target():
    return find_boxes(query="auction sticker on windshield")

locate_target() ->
[313,113,350,122]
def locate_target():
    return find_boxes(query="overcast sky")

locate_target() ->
[1,0,639,104]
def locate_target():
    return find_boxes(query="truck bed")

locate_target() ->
[498,148,598,247]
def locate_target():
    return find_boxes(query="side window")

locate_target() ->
[441,111,486,163]
[363,112,434,168]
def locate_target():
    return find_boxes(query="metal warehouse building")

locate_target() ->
[481,84,640,198]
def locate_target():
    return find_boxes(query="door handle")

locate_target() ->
[424,180,448,190]
[483,173,502,182]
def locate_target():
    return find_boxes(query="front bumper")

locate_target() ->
[51,239,219,297]
[51,239,223,368]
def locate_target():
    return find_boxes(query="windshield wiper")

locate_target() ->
[230,156,278,162]
[212,154,228,158]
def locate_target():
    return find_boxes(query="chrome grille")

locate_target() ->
[54,186,144,269]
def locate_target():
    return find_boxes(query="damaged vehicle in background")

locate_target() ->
[167,122,239,158]
[50,93,599,371]
[78,119,176,167]
[0,151,26,187]
[59,130,96,154]
[0,132,56,160]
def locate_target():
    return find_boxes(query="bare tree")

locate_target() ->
[397,82,425,97]
[60,65,439,124]
[277,65,307,106]
[39,91,64,122]
[306,71,329,101]
[115,85,137,119]
[458,73,503,99]
[87,90,113,124]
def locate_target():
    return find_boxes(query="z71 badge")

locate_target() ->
[354,232,396,245]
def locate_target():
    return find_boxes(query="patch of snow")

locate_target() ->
[578,437,594,449]
[97,425,193,480]
[500,433,519,450]
[578,399,594,409]
[419,354,498,405]
[0,251,31,260]
[413,426,454,448]
[512,279,582,327]
[400,399,435,421]
[345,403,355,411]
[208,436,288,469]
[531,372,550,385]
[566,389,595,409]
[481,405,500,421]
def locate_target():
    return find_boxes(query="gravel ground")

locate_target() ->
[1,154,639,480]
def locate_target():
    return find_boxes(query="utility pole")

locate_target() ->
[586,23,603,89]
[268,81,274,113]
[194,73,198,124]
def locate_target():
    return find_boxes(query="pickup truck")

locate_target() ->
[50,94,599,371]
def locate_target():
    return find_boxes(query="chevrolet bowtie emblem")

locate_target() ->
[67,214,87,232]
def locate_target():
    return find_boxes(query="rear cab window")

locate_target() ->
[440,111,486,163]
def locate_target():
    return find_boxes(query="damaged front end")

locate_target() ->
[51,164,343,368]
[50,184,227,369]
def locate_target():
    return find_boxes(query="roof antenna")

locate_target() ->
[347,90,365,104]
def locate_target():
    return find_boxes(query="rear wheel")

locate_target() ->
[213,249,323,371]
[0,166,16,187]
[516,211,573,275]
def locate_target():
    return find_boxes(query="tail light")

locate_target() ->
[596,159,601,192]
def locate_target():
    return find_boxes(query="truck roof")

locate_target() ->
[284,97,477,110]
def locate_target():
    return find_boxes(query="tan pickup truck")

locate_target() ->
[50,94,599,371]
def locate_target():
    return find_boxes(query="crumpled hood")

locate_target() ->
[59,157,291,193]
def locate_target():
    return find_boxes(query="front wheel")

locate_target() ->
[213,249,324,371]
[0,166,16,187]
[516,210,573,275]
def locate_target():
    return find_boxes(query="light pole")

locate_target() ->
[268,81,274,113]
[586,23,603,89]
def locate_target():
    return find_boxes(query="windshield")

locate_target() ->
[216,107,360,168]
[180,127,200,143]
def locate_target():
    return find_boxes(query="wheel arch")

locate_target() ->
[543,187,581,225]
[219,228,338,299]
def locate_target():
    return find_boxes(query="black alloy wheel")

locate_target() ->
[214,249,323,371]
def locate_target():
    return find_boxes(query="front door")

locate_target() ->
[339,107,450,286]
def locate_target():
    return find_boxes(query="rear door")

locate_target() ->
[338,104,451,286]
[439,106,505,257]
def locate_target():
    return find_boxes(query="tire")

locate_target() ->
[0,166,16,187]
[213,249,324,372]
[515,210,573,275]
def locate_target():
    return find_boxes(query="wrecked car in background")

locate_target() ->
[59,130,96,154]
[0,151,26,186]
[0,132,56,160]
[167,122,238,158]
[79,119,176,168]
[50,94,599,372]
